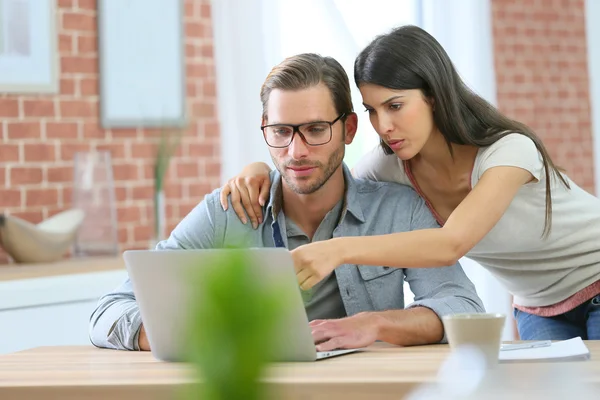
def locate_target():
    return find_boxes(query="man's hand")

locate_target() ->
[310,313,381,352]
[138,324,151,351]
[292,239,344,290]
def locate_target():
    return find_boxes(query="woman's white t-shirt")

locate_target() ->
[353,134,600,307]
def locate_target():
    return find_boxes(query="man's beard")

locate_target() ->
[274,144,345,195]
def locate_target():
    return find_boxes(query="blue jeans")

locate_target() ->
[514,294,600,340]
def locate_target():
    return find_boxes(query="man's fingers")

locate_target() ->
[309,319,326,327]
[315,336,346,352]
[229,182,247,224]
[311,321,341,344]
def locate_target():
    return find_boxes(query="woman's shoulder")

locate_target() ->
[352,145,412,186]
[473,132,544,180]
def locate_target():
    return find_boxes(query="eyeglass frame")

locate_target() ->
[260,113,346,148]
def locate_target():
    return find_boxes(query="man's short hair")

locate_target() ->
[260,53,354,120]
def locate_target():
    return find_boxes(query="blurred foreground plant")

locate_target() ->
[183,249,288,400]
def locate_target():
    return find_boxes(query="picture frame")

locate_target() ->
[97,0,187,128]
[0,0,59,93]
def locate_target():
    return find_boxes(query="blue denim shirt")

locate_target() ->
[89,164,484,350]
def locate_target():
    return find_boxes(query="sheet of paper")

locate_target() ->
[499,337,590,362]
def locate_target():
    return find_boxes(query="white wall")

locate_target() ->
[586,0,600,195]
[420,0,514,340]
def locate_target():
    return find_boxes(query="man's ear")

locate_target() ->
[343,112,358,145]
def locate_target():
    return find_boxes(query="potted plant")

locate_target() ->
[152,128,182,246]
[183,248,288,400]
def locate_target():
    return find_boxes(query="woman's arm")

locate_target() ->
[292,165,534,290]
[341,165,534,267]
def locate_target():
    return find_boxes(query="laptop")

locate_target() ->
[123,248,361,362]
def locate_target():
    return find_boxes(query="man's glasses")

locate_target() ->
[261,113,346,148]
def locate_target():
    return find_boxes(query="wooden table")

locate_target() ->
[1,342,599,400]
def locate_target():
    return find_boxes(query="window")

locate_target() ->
[276,0,420,168]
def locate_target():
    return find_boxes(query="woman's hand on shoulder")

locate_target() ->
[219,162,272,229]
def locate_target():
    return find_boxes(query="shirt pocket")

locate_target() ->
[357,265,404,310]
[358,265,397,281]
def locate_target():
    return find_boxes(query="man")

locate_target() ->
[89,53,484,352]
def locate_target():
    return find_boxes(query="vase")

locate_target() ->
[150,189,166,249]
[72,151,119,257]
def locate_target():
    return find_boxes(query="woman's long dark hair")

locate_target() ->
[354,25,569,238]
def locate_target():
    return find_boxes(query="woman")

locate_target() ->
[219,25,600,340]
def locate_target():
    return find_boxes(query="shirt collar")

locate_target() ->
[265,163,366,224]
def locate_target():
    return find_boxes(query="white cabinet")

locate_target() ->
[0,260,127,355]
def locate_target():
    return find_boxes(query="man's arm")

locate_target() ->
[401,193,485,342]
[88,192,221,351]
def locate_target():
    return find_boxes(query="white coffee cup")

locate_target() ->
[442,313,506,368]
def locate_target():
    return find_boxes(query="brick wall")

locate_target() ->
[492,0,594,192]
[0,0,220,264]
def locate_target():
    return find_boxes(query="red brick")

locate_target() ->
[0,189,21,207]
[184,1,195,17]
[23,99,55,117]
[61,56,97,74]
[187,143,214,158]
[60,143,92,161]
[204,160,220,177]
[200,44,213,58]
[47,166,74,183]
[82,123,105,138]
[62,186,73,206]
[492,0,593,193]
[188,183,212,198]
[60,100,96,118]
[110,129,138,139]
[117,206,142,224]
[202,79,216,97]
[77,0,97,10]
[132,184,153,200]
[114,186,128,202]
[77,35,97,54]
[118,226,128,244]
[24,143,56,162]
[175,161,199,178]
[58,0,75,7]
[131,143,156,159]
[112,163,139,181]
[133,225,153,242]
[46,122,79,139]
[199,3,211,19]
[10,167,43,185]
[0,167,5,187]
[96,143,127,160]
[80,77,98,96]
[185,22,204,38]
[10,210,44,224]
[187,63,209,78]
[203,121,219,138]
[25,188,59,207]
[193,101,215,118]
[62,12,96,31]
[0,144,20,162]
[0,99,19,117]
[60,78,77,95]
[59,33,73,53]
